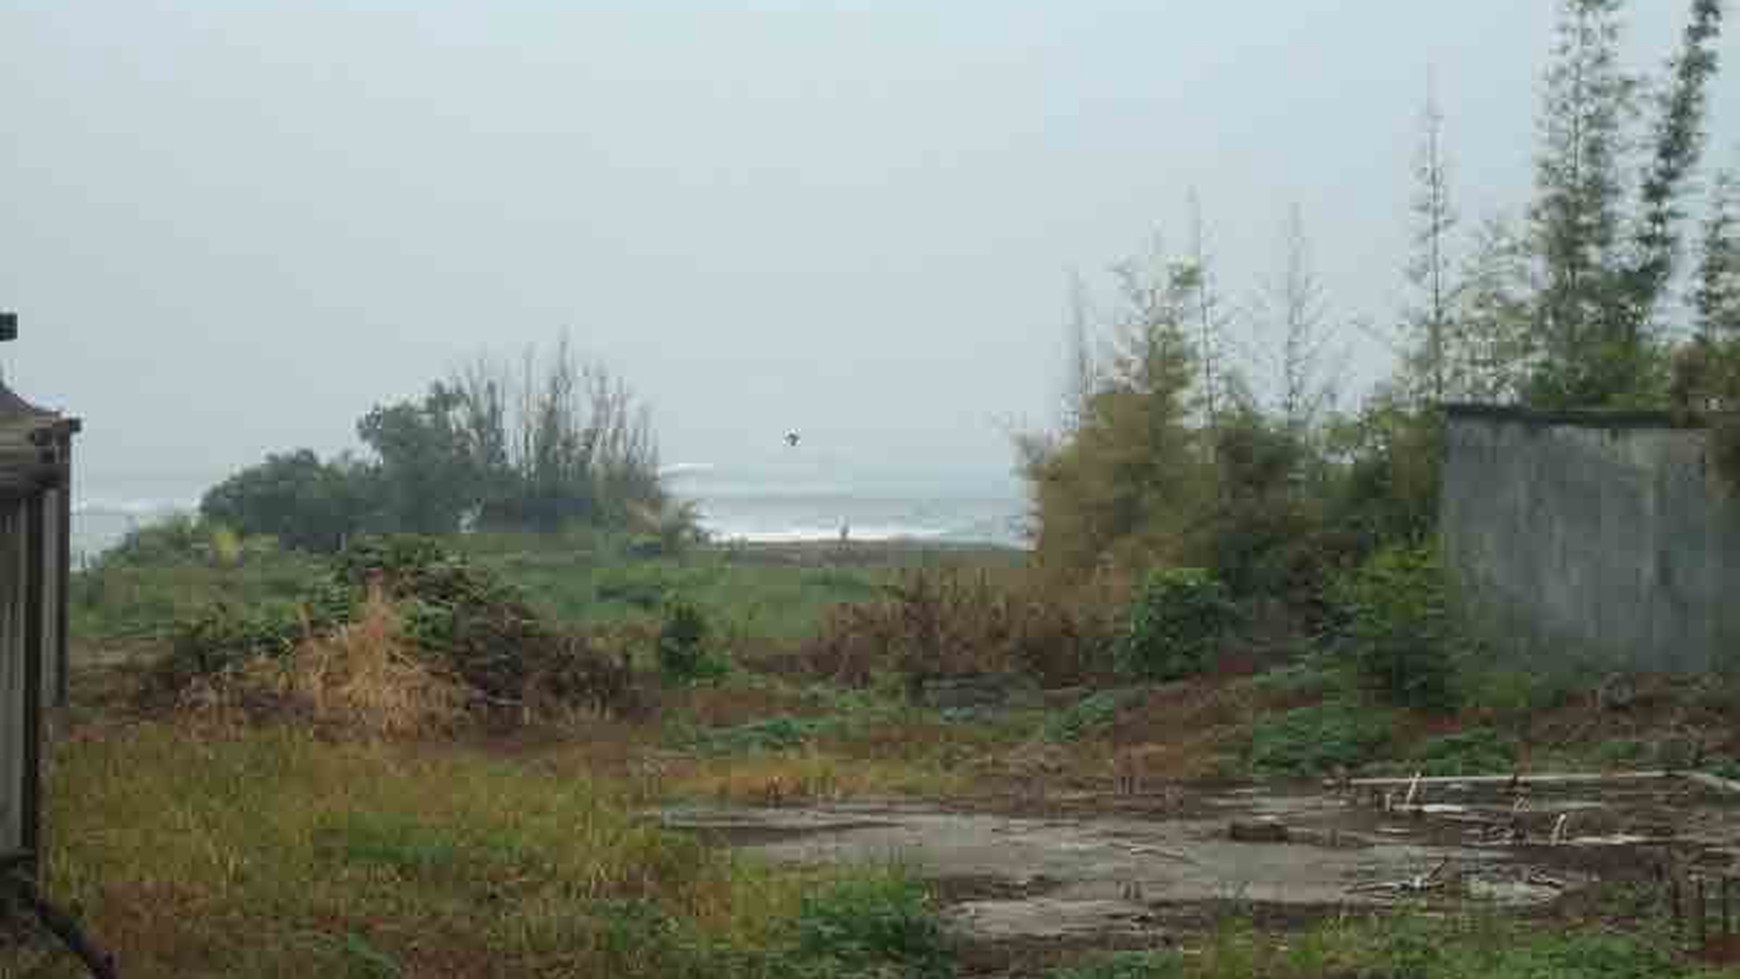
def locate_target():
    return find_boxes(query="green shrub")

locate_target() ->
[691,716,821,755]
[792,874,952,979]
[1043,688,1145,742]
[1328,545,1458,710]
[153,579,356,694]
[1245,654,1347,701]
[200,448,375,553]
[1112,568,1237,681]
[102,515,211,567]
[160,600,304,685]
[151,535,634,714]
[1594,738,1650,768]
[1247,700,1392,777]
[1441,932,1677,979]
[1409,727,1518,776]
[659,598,729,684]
[1460,666,1580,723]
[597,565,674,609]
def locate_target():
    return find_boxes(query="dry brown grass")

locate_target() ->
[181,588,469,739]
[802,567,1122,689]
[661,749,972,805]
[288,589,469,737]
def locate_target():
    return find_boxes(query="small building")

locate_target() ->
[0,315,78,879]
[1442,404,1740,674]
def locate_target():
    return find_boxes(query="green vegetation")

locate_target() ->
[1038,915,1721,979]
[38,3,1740,975]
[1112,568,1237,681]
[790,873,953,979]
[1246,700,1395,777]
[659,597,731,684]
[1048,951,1183,979]
[71,521,328,640]
[145,535,633,726]
[1407,727,1521,776]
[198,336,683,552]
[1042,687,1146,743]
[1326,544,1460,711]
[24,724,954,979]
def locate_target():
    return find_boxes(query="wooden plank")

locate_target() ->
[1684,772,1740,794]
[54,470,70,710]
[1348,772,1673,788]
[20,492,43,863]
[39,491,60,711]
[0,502,24,855]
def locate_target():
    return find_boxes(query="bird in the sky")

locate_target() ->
[785,431,801,448]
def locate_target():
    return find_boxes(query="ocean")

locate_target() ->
[69,468,1030,562]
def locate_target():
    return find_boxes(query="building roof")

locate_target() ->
[0,378,73,499]
[0,379,55,422]
[1442,402,1728,431]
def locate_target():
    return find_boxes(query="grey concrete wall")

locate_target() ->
[1442,409,1740,674]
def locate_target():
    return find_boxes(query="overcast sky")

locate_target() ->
[3,2,1735,501]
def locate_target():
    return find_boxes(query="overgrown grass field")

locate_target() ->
[32,529,1740,978]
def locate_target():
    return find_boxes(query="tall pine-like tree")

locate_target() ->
[1403,76,1460,403]
[1529,0,1637,397]
[1267,205,1337,434]
[1627,0,1724,327]
[1457,217,1540,403]
[1187,190,1233,430]
[1061,268,1098,431]
[1695,168,1740,339]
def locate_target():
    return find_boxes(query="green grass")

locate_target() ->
[1042,688,1146,743]
[450,534,898,641]
[1403,727,1521,776]
[1045,914,1738,979]
[1245,699,1396,777]
[70,551,328,640]
[23,722,951,979]
[68,532,897,653]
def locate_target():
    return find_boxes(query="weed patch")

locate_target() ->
[1112,568,1237,681]
[689,716,826,755]
[1246,699,1393,776]
[32,723,959,978]
[1327,544,1458,710]
[803,567,1113,689]
[150,536,636,725]
[791,872,953,979]
[1043,688,1147,742]
[661,597,732,684]
[1407,727,1520,776]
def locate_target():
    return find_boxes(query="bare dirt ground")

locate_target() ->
[661,778,1740,968]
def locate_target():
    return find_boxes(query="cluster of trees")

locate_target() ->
[201,338,676,552]
[1023,0,1733,593]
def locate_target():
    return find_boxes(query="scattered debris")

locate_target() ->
[1350,859,1452,895]
[947,897,1163,941]
[1229,818,1290,843]
[1686,772,1740,795]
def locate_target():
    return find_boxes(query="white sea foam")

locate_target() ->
[658,462,716,477]
[73,497,195,517]
[701,523,954,544]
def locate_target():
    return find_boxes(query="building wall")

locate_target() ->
[0,499,27,857]
[1443,409,1740,674]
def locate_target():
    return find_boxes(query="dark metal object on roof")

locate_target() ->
[0,312,15,343]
